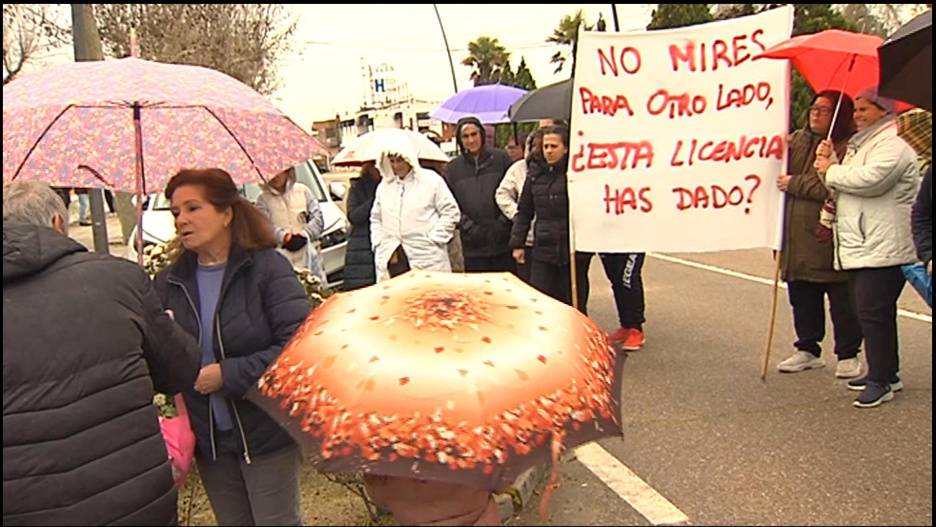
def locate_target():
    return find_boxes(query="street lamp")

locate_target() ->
[433,4,458,95]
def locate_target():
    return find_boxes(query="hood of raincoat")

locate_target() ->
[455,116,486,154]
[377,134,421,180]
[263,168,297,197]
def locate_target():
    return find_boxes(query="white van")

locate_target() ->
[127,160,349,287]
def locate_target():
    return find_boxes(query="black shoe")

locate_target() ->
[853,382,894,408]
[79,220,92,226]
[847,375,903,392]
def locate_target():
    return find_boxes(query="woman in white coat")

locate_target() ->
[370,136,460,282]
[814,87,920,409]
[256,167,328,285]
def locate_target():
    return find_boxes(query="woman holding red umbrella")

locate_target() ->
[775,90,864,379]
[814,87,921,408]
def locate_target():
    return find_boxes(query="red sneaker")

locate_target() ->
[608,327,630,343]
[622,328,645,351]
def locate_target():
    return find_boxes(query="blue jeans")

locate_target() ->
[78,193,90,222]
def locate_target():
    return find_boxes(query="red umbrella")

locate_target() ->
[250,270,624,505]
[756,29,885,99]
[756,29,912,136]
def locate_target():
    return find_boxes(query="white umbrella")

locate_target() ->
[332,128,450,167]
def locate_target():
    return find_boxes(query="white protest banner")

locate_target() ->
[569,6,794,253]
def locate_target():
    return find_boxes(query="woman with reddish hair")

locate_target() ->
[154,168,311,525]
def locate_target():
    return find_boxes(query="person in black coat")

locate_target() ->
[509,125,591,310]
[3,180,200,526]
[912,165,932,277]
[444,116,514,272]
[342,161,381,291]
[153,168,311,526]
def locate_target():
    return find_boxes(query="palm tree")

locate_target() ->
[546,9,594,75]
[461,36,510,86]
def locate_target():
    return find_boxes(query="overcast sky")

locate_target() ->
[271,4,655,129]
[24,4,654,130]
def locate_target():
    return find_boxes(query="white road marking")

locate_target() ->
[575,443,690,526]
[648,253,932,324]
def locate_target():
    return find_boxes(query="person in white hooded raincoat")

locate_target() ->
[255,167,328,285]
[370,136,460,282]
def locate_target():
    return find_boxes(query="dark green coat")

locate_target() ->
[780,127,849,283]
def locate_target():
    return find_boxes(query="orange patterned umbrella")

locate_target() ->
[249,270,624,492]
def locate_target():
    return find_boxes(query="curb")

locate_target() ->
[494,464,548,523]
[494,493,515,524]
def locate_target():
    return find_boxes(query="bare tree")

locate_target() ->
[93,4,298,95]
[3,4,70,85]
[839,4,930,37]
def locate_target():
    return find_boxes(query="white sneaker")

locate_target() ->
[834,357,862,379]
[777,351,826,373]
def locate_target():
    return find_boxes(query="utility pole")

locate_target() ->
[70,4,109,255]
[433,4,458,95]
[611,4,620,31]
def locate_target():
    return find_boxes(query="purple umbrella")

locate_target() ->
[430,84,528,124]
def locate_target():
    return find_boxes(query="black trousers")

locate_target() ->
[387,246,411,278]
[597,252,647,330]
[53,187,71,208]
[104,189,115,213]
[465,252,513,273]
[530,252,592,315]
[786,280,862,359]
[848,267,906,385]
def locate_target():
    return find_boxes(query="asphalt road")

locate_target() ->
[511,249,932,526]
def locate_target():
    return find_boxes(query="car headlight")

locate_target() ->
[321,225,348,249]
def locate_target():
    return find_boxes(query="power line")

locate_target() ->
[295,39,556,54]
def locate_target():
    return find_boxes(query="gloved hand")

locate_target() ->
[282,233,308,252]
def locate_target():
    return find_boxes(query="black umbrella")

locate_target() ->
[508,78,573,122]
[878,10,932,111]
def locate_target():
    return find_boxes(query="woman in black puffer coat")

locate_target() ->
[509,125,590,310]
[342,162,381,291]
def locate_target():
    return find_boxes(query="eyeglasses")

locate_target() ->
[809,106,833,115]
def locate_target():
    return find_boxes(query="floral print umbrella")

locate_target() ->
[249,270,625,498]
[2,57,327,193]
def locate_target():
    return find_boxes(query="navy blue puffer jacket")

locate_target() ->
[154,246,311,461]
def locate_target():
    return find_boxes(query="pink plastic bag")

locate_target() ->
[160,394,196,489]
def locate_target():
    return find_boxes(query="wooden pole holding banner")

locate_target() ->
[569,228,579,311]
[760,252,783,381]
